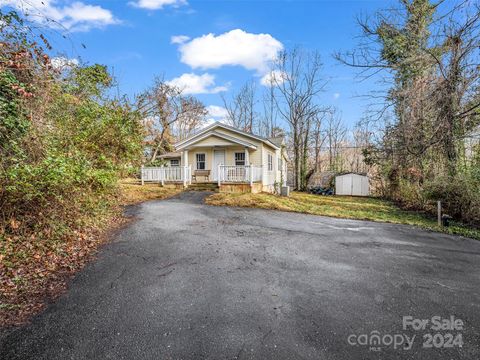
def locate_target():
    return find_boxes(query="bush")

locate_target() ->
[422,173,480,225]
[0,62,144,322]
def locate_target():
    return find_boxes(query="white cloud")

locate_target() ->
[50,56,79,69]
[166,73,228,95]
[260,70,288,87]
[206,105,228,119]
[333,92,341,100]
[170,35,190,44]
[203,105,229,127]
[129,0,187,10]
[1,0,119,32]
[176,29,283,73]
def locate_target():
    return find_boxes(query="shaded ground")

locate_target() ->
[1,192,479,359]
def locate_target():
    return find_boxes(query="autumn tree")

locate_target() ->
[137,78,207,163]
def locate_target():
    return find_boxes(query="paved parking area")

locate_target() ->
[1,192,479,359]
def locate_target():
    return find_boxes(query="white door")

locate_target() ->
[213,149,225,180]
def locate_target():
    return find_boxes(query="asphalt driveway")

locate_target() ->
[1,192,479,360]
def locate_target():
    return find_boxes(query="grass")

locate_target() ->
[206,191,480,240]
[118,178,182,205]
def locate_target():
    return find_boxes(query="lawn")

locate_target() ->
[206,192,480,240]
[118,178,182,205]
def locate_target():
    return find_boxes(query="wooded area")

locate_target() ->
[0,10,144,322]
[336,0,480,224]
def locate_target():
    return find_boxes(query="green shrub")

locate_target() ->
[0,64,143,235]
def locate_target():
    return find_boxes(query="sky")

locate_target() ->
[2,0,395,128]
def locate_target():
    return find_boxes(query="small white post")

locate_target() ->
[161,165,164,186]
[141,165,144,186]
[218,164,221,186]
[183,166,187,187]
[249,164,253,186]
[437,201,442,227]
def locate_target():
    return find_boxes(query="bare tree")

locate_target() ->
[311,112,326,172]
[325,109,347,172]
[259,76,279,137]
[171,96,208,141]
[222,80,258,132]
[137,78,207,163]
[272,47,327,190]
[350,119,373,173]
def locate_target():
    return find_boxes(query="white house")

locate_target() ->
[143,122,288,193]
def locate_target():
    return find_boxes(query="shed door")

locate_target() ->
[336,175,352,195]
[352,175,362,196]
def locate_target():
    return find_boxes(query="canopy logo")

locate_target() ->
[347,331,415,352]
[348,315,465,352]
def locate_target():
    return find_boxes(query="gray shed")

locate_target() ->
[335,173,369,196]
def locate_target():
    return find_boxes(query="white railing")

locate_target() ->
[218,165,262,185]
[141,166,191,186]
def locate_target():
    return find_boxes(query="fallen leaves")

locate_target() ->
[0,208,127,328]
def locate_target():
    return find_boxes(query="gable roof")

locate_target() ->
[175,122,280,150]
[176,129,258,150]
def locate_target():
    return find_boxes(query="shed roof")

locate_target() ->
[335,172,368,177]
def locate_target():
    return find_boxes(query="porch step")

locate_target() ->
[187,183,219,192]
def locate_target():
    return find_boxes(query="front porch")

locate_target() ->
[140,164,264,193]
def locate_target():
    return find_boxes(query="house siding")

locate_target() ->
[189,135,236,147]
[214,128,263,148]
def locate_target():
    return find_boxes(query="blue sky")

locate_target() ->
[4,0,394,128]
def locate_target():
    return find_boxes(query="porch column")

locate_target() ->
[245,148,250,165]
[183,150,189,185]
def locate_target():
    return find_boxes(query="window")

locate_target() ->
[196,153,206,170]
[235,152,245,166]
[170,159,179,167]
[268,153,273,171]
[278,158,282,171]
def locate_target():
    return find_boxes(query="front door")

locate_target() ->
[212,149,225,180]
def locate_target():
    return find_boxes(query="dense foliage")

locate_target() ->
[0,10,143,322]
[339,0,480,225]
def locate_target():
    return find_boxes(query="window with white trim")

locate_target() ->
[196,153,206,170]
[235,152,245,166]
[278,157,282,171]
[170,159,179,167]
[268,153,273,171]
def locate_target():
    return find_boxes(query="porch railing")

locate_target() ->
[218,165,262,185]
[141,165,191,186]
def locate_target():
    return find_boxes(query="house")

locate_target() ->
[143,122,288,193]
